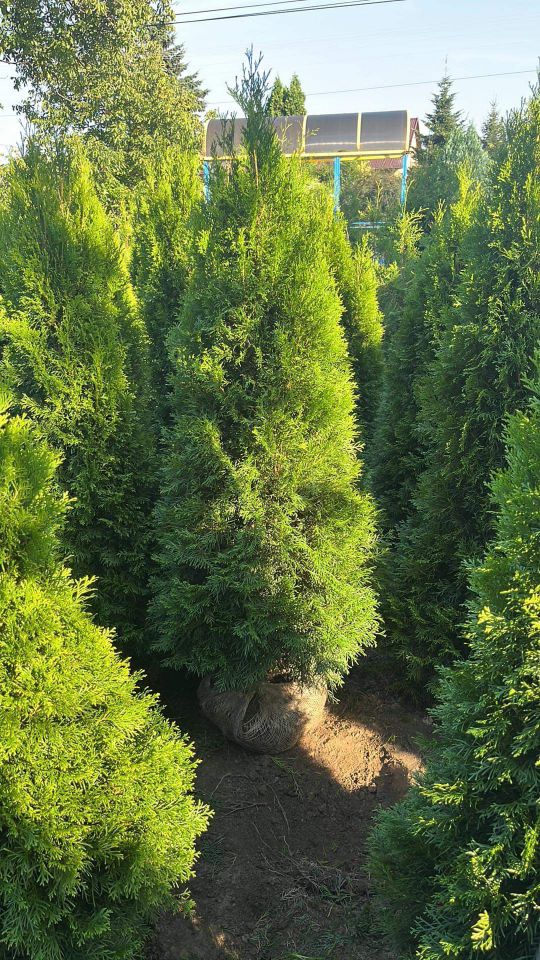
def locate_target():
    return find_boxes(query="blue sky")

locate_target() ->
[0,0,538,153]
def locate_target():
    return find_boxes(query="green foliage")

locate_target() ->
[417,72,463,158]
[151,54,378,691]
[368,378,540,959]
[371,170,481,530]
[268,73,306,115]
[408,125,491,224]
[0,394,209,960]
[285,73,306,115]
[0,142,155,645]
[130,147,202,422]
[482,100,506,158]
[373,90,540,690]
[0,0,203,196]
[325,221,384,437]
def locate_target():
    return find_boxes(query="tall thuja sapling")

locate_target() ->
[131,147,202,423]
[380,89,540,691]
[0,391,209,960]
[152,54,378,715]
[370,169,482,531]
[324,219,383,439]
[0,142,155,646]
[368,376,540,960]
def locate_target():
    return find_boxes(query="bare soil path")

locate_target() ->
[147,668,428,960]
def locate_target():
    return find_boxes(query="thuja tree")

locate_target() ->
[151,55,378,691]
[325,222,384,437]
[0,143,155,645]
[370,169,482,530]
[381,90,540,689]
[0,393,209,960]
[131,147,202,422]
[368,380,540,960]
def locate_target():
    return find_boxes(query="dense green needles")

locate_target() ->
[0,143,156,646]
[151,56,378,691]
[369,375,540,959]
[0,394,209,960]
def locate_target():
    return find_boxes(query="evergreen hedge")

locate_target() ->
[0,143,155,645]
[368,376,540,960]
[373,91,540,689]
[0,392,208,960]
[151,59,378,691]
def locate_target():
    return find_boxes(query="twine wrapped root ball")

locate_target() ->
[198,676,327,753]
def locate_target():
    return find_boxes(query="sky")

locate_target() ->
[0,0,538,154]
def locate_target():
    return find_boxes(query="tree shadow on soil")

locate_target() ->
[145,665,429,960]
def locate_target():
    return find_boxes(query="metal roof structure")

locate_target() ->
[204,109,410,161]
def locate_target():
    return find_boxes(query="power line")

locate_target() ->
[172,0,404,24]
[176,0,322,15]
[207,67,537,106]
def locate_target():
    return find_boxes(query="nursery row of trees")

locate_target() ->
[367,86,540,958]
[0,38,386,956]
[0,2,539,953]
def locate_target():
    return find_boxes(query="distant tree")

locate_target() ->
[151,53,378,692]
[369,374,540,959]
[408,125,491,221]
[0,0,204,197]
[482,99,506,156]
[0,393,209,960]
[417,72,463,159]
[268,73,306,116]
[268,76,286,116]
[284,73,306,114]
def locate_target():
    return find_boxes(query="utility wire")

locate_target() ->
[207,67,537,106]
[176,0,324,15]
[171,0,404,25]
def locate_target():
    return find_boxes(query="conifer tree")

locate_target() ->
[368,377,540,959]
[325,220,384,437]
[151,53,378,692]
[482,99,506,157]
[378,90,540,689]
[0,392,208,960]
[268,75,286,115]
[371,169,481,530]
[0,142,155,646]
[131,147,202,422]
[408,125,490,221]
[284,73,306,114]
[417,72,463,159]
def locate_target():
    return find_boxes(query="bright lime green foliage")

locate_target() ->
[151,56,378,692]
[0,143,155,645]
[373,91,540,690]
[368,379,540,960]
[131,148,202,421]
[0,393,209,960]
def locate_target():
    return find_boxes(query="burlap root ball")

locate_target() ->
[198,676,327,753]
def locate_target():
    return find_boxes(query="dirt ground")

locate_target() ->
[147,668,429,960]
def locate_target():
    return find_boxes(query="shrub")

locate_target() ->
[151,56,378,692]
[0,142,155,645]
[0,391,209,960]
[368,375,540,960]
